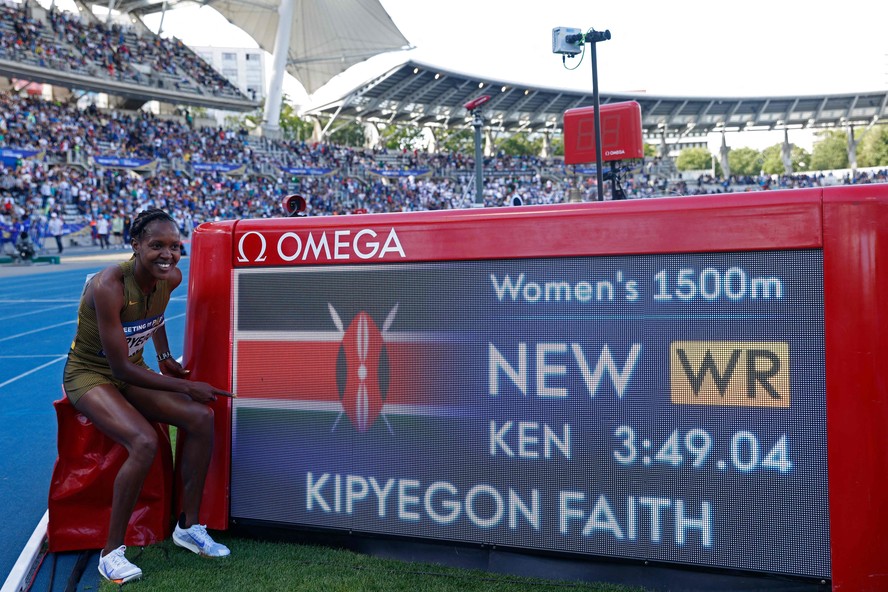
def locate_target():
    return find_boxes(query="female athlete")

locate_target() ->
[63,208,233,583]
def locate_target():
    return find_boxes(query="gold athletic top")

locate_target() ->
[68,257,171,367]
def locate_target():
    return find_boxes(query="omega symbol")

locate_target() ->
[236,231,267,262]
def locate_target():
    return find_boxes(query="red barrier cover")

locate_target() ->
[47,397,174,552]
[182,221,235,530]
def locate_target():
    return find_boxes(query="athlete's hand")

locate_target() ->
[159,356,190,378]
[187,381,236,404]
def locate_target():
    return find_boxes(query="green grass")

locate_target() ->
[137,431,646,592]
[97,533,646,592]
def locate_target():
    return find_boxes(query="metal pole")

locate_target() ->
[473,110,484,205]
[157,0,168,35]
[590,39,604,202]
[262,0,295,137]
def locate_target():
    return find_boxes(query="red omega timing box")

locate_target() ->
[563,100,644,165]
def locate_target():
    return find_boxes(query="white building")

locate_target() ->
[193,46,266,103]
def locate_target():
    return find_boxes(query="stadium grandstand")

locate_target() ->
[0,0,887,259]
[0,0,256,111]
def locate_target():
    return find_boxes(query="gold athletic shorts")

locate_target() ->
[63,354,149,405]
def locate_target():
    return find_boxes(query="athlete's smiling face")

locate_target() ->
[134,219,181,278]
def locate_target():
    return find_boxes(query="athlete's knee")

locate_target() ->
[126,429,159,466]
[184,404,214,437]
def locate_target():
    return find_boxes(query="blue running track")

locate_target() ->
[0,252,190,590]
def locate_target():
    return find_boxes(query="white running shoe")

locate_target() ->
[97,545,142,584]
[173,523,231,557]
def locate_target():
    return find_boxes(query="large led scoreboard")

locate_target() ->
[183,185,888,590]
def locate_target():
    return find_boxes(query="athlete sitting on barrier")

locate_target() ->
[62,208,235,584]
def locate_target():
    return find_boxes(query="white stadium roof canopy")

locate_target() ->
[54,0,888,137]
[303,58,888,138]
[110,0,411,95]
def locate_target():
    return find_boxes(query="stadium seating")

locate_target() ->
[0,88,885,253]
[0,2,248,103]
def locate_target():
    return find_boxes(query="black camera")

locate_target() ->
[282,194,307,217]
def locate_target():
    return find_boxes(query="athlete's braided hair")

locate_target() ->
[131,208,176,241]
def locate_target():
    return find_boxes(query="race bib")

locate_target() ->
[122,314,166,357]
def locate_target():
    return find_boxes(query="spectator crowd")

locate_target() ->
[0,1,245,99]
[1,87,886,255]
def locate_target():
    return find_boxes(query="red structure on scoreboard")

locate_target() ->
[563,100,644,164]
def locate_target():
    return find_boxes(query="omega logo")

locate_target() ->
[237,231,268,262]
[236,228,406,263]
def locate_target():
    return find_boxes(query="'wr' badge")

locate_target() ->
[329,303,398,433]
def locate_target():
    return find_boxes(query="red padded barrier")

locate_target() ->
[822,185,888,591]
[47,396,174,552]
[181,221,235,530]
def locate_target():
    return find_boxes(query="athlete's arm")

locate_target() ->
[91,267,232,402]
[151,270,190,378]
[154,325,190,378]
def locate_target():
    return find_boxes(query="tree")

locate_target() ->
[760,143,812,175]
[810,129,848,171]
[497,132,543,157]
[728,147,763,176]
[792,145,812,173]
[857,125,888,167]
[278,101,314,141]
[643,143,658,158]
[436,127,474,154]
[328,123,365,147]
[675,147,713,171]
[761,144,783,175]
[380,124,425,151]
[224,109,259,131]
[222,96,313,141]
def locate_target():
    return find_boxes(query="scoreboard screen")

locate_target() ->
[229,249,829,578]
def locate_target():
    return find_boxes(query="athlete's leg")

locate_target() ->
[72,384,159,556]
[123,386,215,527]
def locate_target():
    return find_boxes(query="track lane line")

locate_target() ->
[0,303,78,322]
[0,356,67,390]
[1,510,47,592]
[0,321,76,342]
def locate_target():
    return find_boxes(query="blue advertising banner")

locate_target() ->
[191,162,246,175]
[573,165,630,176]
[93,156,158,170]
[0,148,45,167]
[230,249,828,578]
[369,169,431,178]
[279,167,336,177]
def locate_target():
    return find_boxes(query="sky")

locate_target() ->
[49,0,888,150]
